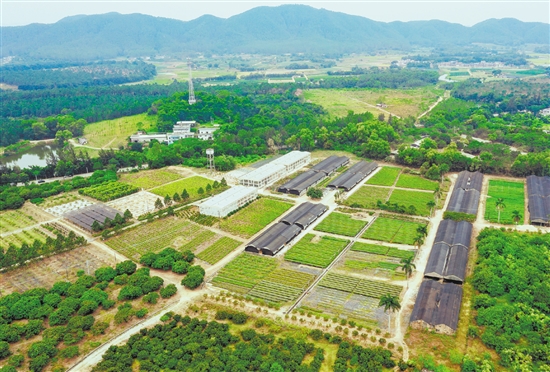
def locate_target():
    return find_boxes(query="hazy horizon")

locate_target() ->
[2,1,549,28]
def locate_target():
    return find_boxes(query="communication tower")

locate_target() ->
[188,59,196,105]
[206,148,215,171]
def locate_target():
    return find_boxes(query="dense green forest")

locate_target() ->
[0,61,156,90]
[471,229,550,371]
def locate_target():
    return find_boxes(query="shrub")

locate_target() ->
[118,285,143,301]
[142,276,164,294]
[116,260,137,275]
[59,345,79,359]
[159,284,177,298]
[113,274,128,285]
[8,354,24,367]
[181,265,205,289]
[309,329,323,341]
[94,267,117,282]
[142,292,159,304]
[0,341,11,359]
[135,309,149,318]
[172,260,190,274]
[91,321,109,336]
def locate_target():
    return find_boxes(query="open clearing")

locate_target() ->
[484,179,525,224]
[106,190,159,217]
[285,234,349,268]
[362,216,426,245]
[119,168,184,189]
[314,212,368,237]
[365,167,401,186]
[150,175,216,199]
[302,87,443,118]
[83,113,156,148]
[396,173,438,191]
[218,198,293,238]
[344,186,391,209]
[388,189,433,216]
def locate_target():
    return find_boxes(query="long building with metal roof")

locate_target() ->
[238,151,310,188]
[244,223,302,256]
[277,170,326,195]
[199,186,258,217]
[410,280,463,335]
[280,202,328,229]
[328,161,378,191]
[446,171,484,215]
[526,175,550,225]
[310,155,349,175]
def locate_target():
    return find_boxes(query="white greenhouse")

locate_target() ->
[199,186,258,217]
[238,151,310,188]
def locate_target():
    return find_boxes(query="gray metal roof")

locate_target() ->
[310,156,350,175]
[454,171,483,192]
[433,220,473,248]
[446,188,480,215]
[277,170,326,195]
[280,202,328,229]
[410,280,463,331]
[245,223,302,256]
[64,204,122,231]
[526,175,550,223]
[424,243,469,283]
[328,161,378,191]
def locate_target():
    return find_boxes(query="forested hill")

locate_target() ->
[3,5,549,60]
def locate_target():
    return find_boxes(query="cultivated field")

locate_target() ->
[344,186,391,209]
[351,242,415,259]
[80,181,139,202]
[285,234,349,268]
[396,173,439,191]
[484,179,525,224]
[150,175,216,199]
[119,168,184,190]
[365,167,401,186]
[302,87,443,118]
[106,190,159,217]
[196,237,242,265]
[319,272,402,298]
[45,199,94,217]
[0,205,48,234]
[39,192,82,208]
[388,189,433,216]
[248,268,315,303]
[0,226,53,250]
[82,113,156,148]
[219,198,293,238]
[362,216,426,245]
[314,212,368,237]
[342,250,408,280]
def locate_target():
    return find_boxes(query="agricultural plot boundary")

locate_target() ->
[319,272,402,298]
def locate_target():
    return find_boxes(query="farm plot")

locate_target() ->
[362,217,426,245]
[344,186,391,209]
[484,179,525,224]
[341,249,413,279]
[388,189,433,216]
[106,217,222,260]
[196,237,242,265]
[219,198,293,238]
[0,245,113,295]
[107,190,158,217]
[39,193,81,209]
[314,212,368,237]
[211,253,278,294]
[365,167,401,186]
[319,272,402,298]
[80,181,138,202]
[285,234,349,268]
[150,176,216,199]
[0,227,52,250]
[0,209,39,234]
[119,168,183,190]
[45,199,94,217]
[396,173,438,191]
[248,268,315,303]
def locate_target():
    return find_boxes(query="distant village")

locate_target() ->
[129,121,218,144]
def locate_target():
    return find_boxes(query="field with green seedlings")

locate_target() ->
[365,167,401,186]
[351,242,415,259]
[0,209,39,233]
[79,181,138,202]
[344,186,391,209]
[211,253,278,294]
[362,217,426,245]
[319,272,402,298]
[0,227,51,250]
[396,173,438,191]
[388,189,433,216]
[248,268,316,303]
[150,176,216,199]
[196,237,242,265]
[285,234,349,268]
[120,169,184,190]
[106,217,223,260]
[82,113,156,148]
[484,179,525,224]
[314,212,368,237]
[219,198,293,238]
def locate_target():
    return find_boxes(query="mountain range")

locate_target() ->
[2,5,549,60]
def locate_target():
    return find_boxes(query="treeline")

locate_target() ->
[405,48,528,66]
[0,61,156,90]
[471,228,550,371]
[313,68,439,89]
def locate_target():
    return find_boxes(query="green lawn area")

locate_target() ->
[365,167,401,186]
[120,169,182,189]
[362,216,426,245]
[285,234,349,268]
[219,198,293,238]
[484,179,525,224]
[314,212,368,237]
[83,113,156,148]
[344,186,391,209]
[150,176,215,199]
[388,189,433,216]
[396,173,439,191]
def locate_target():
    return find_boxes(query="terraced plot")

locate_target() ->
[396,173,439,191]
[362,217,426,245]
[196,237,242,265]
[388,189,433,216]
[344,186,391,209]
[314,212,368,237]
[211,253,278,294]
[365,167,401,186]
[285,234,349,268]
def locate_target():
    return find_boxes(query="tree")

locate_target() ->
[173,193,181,203]
[307,188,323,199]
[427,200,436,216]
[197,187,205,195]
[511,210,522,225]
[123,209,133,220]
[220,178,227,187]
[206,184,212,193]
[164,194,172,206]
[416,225,428,238]
[413,234,424,250]
[181,189,190,200]
[378,294,401,333]
[155,198,164,210]
[400,257,416,289]
[495,198,506,223]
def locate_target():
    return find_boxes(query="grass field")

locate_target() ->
[120,169,183,189]
[285,234,349,268]
[219,198,293,238]
[344,186,391,209]
[484,179,525,224]
[396,173,439,191]
[388,189,433,216]
[366,167,401,186]
[83,113,156,148]
[362,217,426,245]
[150,176,215,199]
[196,237,242,265]
[314,212,368,237]
[302,87,443,118]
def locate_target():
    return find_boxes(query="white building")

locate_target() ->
[130,121,217,144]
[199,186,258,217]
[541,108,550,117]
[197,127,218,140]
[238,151,310,188]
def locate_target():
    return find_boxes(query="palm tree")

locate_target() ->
[416,225,428,238]
[379,294,401,333]
[427,200,436,217]
[511,210,522,225]
[495,198,506,223]
[400,256,416,289]
[413,234,425,250]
